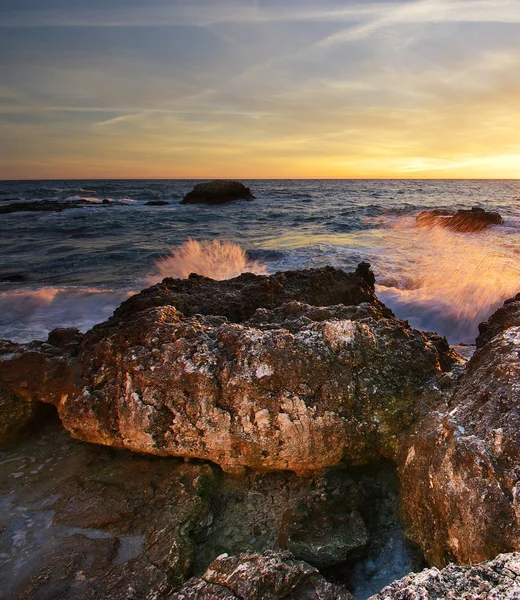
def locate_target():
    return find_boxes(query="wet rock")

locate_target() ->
[0,419,216,600]
[399,294,520,566]
[146,200,170,206]
[282,470,369,568]
[0,273,27,282]
[170,551,352,599]
[476,292,520,348]
[369,552,520,599]
[0,381,37,446]
[181,180,255,205]
[416,207,503,232]
[0,200,90,214]
[113,265,387,323]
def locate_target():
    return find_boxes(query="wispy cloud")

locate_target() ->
[1,0,520,30]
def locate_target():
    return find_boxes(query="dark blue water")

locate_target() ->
[1,179,519,343]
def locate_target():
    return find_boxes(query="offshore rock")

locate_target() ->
[416,207,503,232]
[369,552,520,599]
[0,296,454,474]
[181,180,255,205]
[399,294,520,566]
[113,265,383,323]
[170,551,352,600]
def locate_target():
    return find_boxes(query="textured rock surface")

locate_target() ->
[399,294,520,566]
[113,264,382,323]
[181,180,255,205]
[0,417,216,600]
[1,418,421,600]
[416,207,503,232]
[0,300,454,475]
[170,551,352,599]
[0,380,37,446]
[369,552,520,599]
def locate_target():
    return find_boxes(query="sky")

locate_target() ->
[1,0,520,179]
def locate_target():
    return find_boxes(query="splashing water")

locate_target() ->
[377,224,520,344]
[148,239,267,284]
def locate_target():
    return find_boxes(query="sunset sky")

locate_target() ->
[1,0,520,179]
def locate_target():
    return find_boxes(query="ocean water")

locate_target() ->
[1,179,519,344]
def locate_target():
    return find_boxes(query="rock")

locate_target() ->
[0,417,418,600]
[0,292,455,475]
[170,551,352,599]
[476,292,520,348]
[0,273,27,282]
[113,265,387,323]
[416,207,503,232]
[181,180,255,205]
[0,200,88,214]
[281,469,369,567]
[399,293,520,566]
[0,417,216,600]
[146,200,170,206]
[368,552,520,599]
[0,380,37,446]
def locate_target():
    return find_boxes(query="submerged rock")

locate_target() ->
[369,552,520,599]
[399,293,520,565]
[416,207,503,232]
[171,551,352,600]
[181,180,255,205]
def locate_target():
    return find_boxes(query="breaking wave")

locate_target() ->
[147,239,267,284]
[376,224,520,343]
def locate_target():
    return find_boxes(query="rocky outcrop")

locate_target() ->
[181,181,255,205]
[170,551,352,600]
[399,293,520,566]
[7,265,520,579]
[369,552,520,599]
[416,207,503,232]
[0,199,129,214]
[0,292,456,474]
[114,265,381,323]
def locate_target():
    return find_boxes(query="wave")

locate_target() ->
[0,287,132,343]
[376,225,520,343]
[147,239,267,284]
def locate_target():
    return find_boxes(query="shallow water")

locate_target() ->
[1,179,519,343]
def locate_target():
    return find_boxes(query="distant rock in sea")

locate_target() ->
[416,206,503,232]
[145,200,170,206]
[181,180,255,205]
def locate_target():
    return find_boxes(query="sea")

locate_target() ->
[1,179,519,345]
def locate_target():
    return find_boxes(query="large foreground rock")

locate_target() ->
[399,293,520,565]
[416,207,503,232]
[181,181,255,205]
[0,267,456,475]
[369,552,520,599]
[170,551,352,600]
